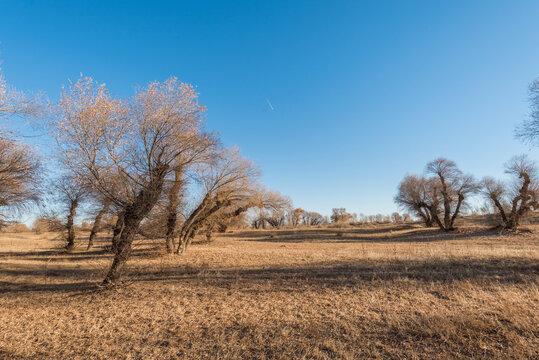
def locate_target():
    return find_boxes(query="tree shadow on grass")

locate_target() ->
[126,256,539,293]
[1,255,537,295]
[225,226,506,244]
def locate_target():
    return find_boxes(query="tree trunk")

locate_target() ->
[87,200,111,250]
[177,198,230,254]
[175,193,212,254]
[165,168,183,253]
[428,205,444,230]
[448,194,464,231]
[491,196,508,227]
[438,175,452,230]
[205,228,213,242]
[103,165,168,285]
[65,199,78,251]
[111,211,125,253]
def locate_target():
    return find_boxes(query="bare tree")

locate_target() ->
[0,68,42,120]
[330,208,352,223]
[53,76,209,284]
[425,158,478,231]
[516,79,539,144]
[289,208,305,227]
[0,68,42,226]
[302,211,325,226]
[249,188,292,229]
[391,212,403,223]
[0,137,41,226]
[394,175,434,227]
[481,155,539,230]
[176,147,258,254]
[53,175,87,251]
[163,133,216,253]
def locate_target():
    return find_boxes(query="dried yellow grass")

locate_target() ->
[0,223,538,359]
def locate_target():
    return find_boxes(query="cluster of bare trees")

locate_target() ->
[1,67,292,285]
[481,156,538,230]
[47,76,290,284]
[396,156,539,231]
[250,202,327,229]
[395,158,478,231]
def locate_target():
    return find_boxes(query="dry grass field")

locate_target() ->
[1,222,538,359]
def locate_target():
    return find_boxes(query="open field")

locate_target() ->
[1,223,538,359]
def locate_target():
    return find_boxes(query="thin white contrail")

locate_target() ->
[265,97,275,111]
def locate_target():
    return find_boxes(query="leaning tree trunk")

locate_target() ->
[448,193,464,231]
[87,200,111,250]
[65,199,79,251]
[177,198,230,254]
[103,166,168,285]
[175,193,212,254]
[427,205,444,230]
[110,211,125,253]
[417,207,434,227]
[165,168,183,253]
[506,172,532,231]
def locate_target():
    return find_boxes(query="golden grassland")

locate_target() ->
[0,221,538,359]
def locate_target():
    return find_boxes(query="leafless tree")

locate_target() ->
[516,79,539,144]
[176,147,258,254]
[0,68,42,120]
[289,208,305,227]
[425,158,479,231]
[481,155,539,230]
[391,212,403,223]
[163,133,217,253]
[330,208,352,223]
[53,76,210,284]
[249,188,292,229]
[53,175,87,251]
[0,68,42,226]
[302,211,324,226]
[394,175,434,227]
[0,137,41,226]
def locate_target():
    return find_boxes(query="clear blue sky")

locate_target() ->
[1,0,539,217]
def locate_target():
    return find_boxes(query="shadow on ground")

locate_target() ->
[2,256,537,295]
[224,226,506,244]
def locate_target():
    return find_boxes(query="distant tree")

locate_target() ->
[396,159,478,231]
[249,189,292,229]
[425,158,479,231]
[176,147,258,254]
[394,175,434,227]
[289,208,305,227]
[53,175,87,251]
[516,79,539,144]
[481,155,538,230]
[330,208,352,223]
[302,211,325,226]
[391,212,402,223]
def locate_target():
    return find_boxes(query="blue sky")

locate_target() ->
[1,0,539,217]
